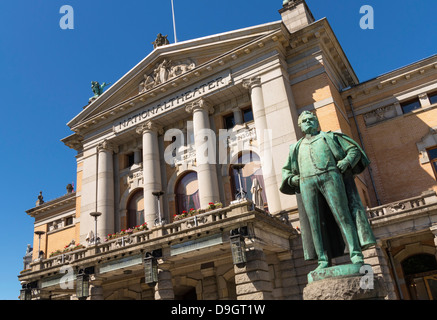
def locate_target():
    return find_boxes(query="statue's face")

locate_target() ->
[299,113,319,134]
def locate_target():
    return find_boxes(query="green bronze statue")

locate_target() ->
[89,81,111,102]
[280,111,376,272]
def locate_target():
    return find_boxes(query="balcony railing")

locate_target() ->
[367,190,437,220]
[22,200,291,276]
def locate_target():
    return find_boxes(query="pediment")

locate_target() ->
[67,21,286,132]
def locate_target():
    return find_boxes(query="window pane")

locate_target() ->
[176,172,200,214]
[231,152,268,211]
[428,148,437,160]
[224,114,235,129]
[243,108,253,123]
[429,92,437,105]
[128,191,144,228]
[401,99,421,114]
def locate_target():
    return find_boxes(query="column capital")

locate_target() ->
[136,120,164,135]
[185,98,214,115]
[97,140,117,153]
[242,77,262,90]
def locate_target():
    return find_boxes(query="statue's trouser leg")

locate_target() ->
[300,177,329,268]
[319,171,364,264]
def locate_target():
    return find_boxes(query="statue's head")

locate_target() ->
[298,110,319,135]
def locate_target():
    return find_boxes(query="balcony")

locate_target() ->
[367,190,437,238]
[19,200,297,285]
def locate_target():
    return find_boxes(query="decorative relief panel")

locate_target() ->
[139,59,196,93]
[122,165,144,189]
[363,103,401,126]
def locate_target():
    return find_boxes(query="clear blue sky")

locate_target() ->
[0,0,435,300]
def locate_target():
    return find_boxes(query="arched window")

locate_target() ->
[127,190,144,228]
[176,171,200,215]
[231,152,267,210]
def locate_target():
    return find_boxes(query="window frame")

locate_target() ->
[241,106,254,123]
[223,113,235,130]
[401,98,422,114]
[428,91,437,105]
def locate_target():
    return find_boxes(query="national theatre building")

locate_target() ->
[18,0,437,300]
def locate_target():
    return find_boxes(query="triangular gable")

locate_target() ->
[67,20,283,130]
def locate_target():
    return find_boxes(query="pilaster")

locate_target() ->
[233,247,274,300]
[154,261,175,300]
[276,251,300,299]
[88,275,104,300]
[201,266,219,300]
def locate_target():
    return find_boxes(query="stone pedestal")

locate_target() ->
[303,265,387,300]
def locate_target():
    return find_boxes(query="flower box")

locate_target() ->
[49,243,86,258]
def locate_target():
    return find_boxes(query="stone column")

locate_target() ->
[88,275,104,300]
[232,107,243,125]
[201,266,218,300]
[96,140,115,238]
[136,121,164,228]
[133,148,141,165]
[276,251,300,300]
[185,98,220,208]
[234,247,274,300]
[154,268,175,300]
[242,77,281,213]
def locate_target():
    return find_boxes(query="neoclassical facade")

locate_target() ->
[19,1,437,300]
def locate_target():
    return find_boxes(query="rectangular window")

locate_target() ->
[401,98,421,114]
[427,146,437,179]
[224,114,235,129]
[127,153,135,167]
[429,91,437,105]
[65,217,73,226]
[242,107,254,123]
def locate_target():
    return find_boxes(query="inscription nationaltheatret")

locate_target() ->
[114,72,232,133]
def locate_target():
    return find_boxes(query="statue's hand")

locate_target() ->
[290,175,300,187]
[337,160,349,173]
